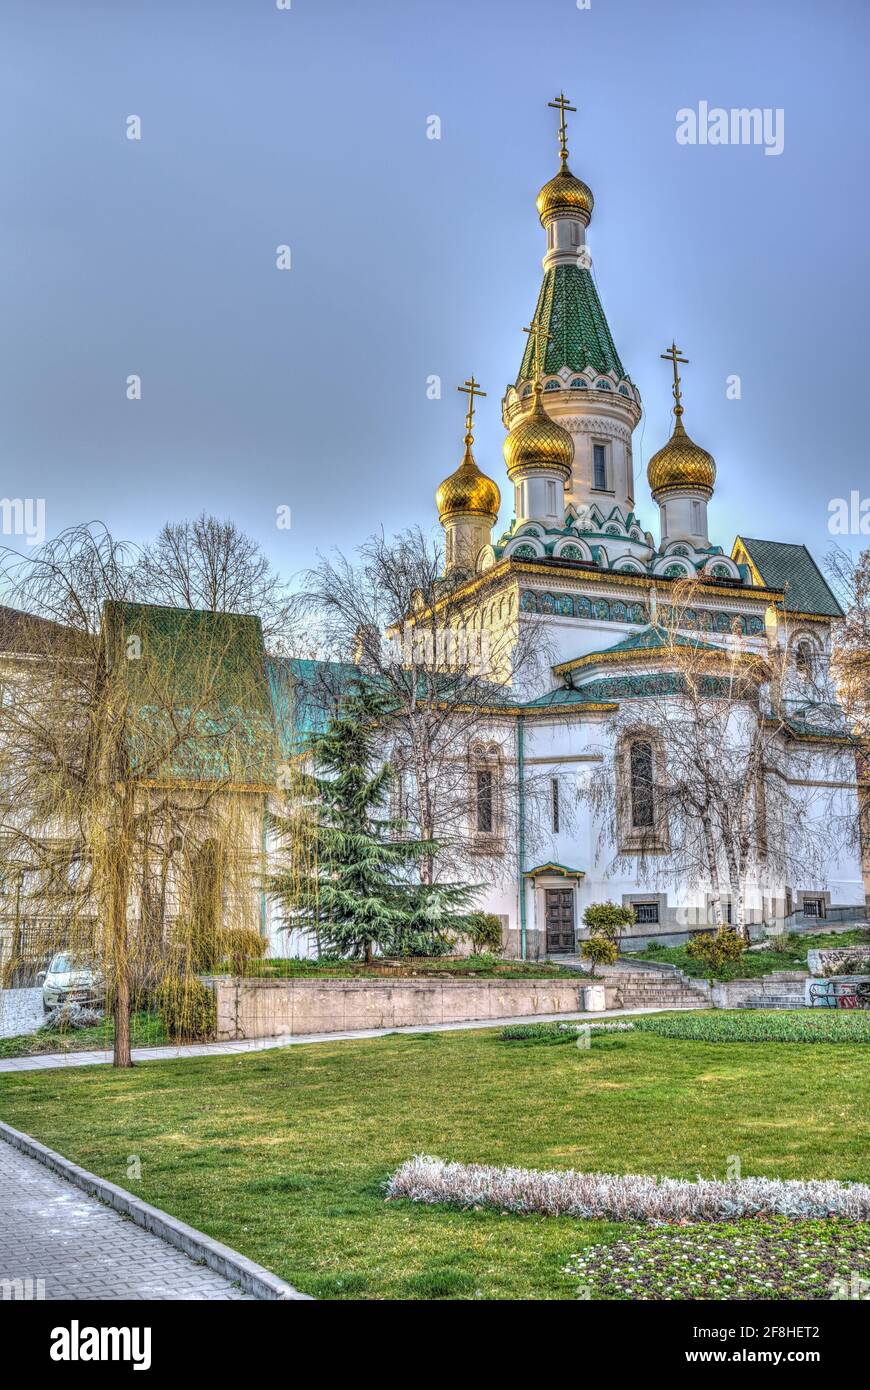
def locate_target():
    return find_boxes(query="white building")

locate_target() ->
[422,101,867,957]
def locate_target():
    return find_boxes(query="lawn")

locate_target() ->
[634,929,868,981]
[0,1017,867,1299]
[244,953,581,980]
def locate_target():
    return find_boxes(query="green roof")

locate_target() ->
[517,264,627,383]
[735,538,843,618]
[557,624,725,669]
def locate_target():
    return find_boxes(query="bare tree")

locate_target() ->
[0,525,270,1065]
[136,512,299,653]
[576,579,854,938]
[297,528,559,904]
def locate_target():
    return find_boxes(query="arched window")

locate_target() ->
[795,639,814,678]
[469,743,503,845]
[629,741,655,829]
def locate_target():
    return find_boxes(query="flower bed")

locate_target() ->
[499,1021,635,1043]
[386,1155,870,1222]
[564,1219,870,1300]
[633,1010,870,1043]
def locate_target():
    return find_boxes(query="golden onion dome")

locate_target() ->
[503,384,574,478]
[536,159,594,227]
[647,418,716,497]
[436,436,501,522]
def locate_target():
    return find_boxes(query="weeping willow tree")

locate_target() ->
[0,525,279,1065]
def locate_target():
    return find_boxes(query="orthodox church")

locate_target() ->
[423,95,865,958]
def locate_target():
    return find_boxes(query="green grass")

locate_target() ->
[0,1015,867,1299]
[243,953,581,980]
[0,1011,166,1060]
[635,929,868,981]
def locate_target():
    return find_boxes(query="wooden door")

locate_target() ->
[545,888,575,954]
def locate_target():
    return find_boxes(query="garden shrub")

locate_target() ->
[582,902,635,943]
[464,912,505,956]
[581,935,619,974]
[686,929,746,973]
[154,973,216,1042]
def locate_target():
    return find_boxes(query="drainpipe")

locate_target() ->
[517,714,527,961]
[260,794,268,946]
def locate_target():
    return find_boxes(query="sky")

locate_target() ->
[0,0,868,587]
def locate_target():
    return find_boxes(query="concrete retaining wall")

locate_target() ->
[211,977,591,1040]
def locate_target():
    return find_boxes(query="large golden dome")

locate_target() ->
[536,161,594,226]
[436,438,501,522]
[503,384,574,478]
[647,419,716,497]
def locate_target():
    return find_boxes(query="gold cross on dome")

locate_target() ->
[458,375,486,435]
[548,91,576,164]
[523,319,553,383]
[660,341,689,417]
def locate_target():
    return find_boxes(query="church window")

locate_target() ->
[570,223,580,246]
[710,563,731,578]
[547,480,557,514]
[592,443,608,490]
[661,504,668,538]
[692,501,702,532]
[664,563,686,578]
[596,380,612,391]
[515,485,521,518]
[570,377,588,389]
[629,741,655,829]
[512,543,536,559]
[560,544,582,561]
[475,769,493,833]
[544,379,560,392]
[618,384,630,396]
[795,639,814,678]
[551,777,560,833]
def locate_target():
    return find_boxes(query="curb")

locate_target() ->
[0,1120,312,1301]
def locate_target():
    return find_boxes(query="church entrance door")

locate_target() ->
[545,888,575,954]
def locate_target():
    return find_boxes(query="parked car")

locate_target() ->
[37,954,106,1013]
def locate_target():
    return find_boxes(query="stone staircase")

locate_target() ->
[608,969,711,1012]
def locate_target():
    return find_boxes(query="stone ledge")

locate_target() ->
[0,1120,312,1301]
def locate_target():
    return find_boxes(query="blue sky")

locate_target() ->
[1,0,867,581]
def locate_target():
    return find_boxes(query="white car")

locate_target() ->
[38,954,106,1013]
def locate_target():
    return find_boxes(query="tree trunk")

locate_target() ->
[701,813,725,930]
[111,784,135,1068]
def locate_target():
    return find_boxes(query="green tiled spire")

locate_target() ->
[517,265,627,383]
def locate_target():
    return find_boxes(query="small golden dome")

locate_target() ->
[503,385,574,478]
[436,438,501,522]
[647,418,716,497]
[536,160,594,226]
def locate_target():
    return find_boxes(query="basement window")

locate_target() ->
[634,901,659,925]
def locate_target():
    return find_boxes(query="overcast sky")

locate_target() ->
[1,0,867,586]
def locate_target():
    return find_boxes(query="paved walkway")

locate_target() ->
[0,1141,253,1300]
[0,1005,670,1073]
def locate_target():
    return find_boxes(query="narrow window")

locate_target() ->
[629,740,655,829]
[515,484,521,518]
[551,777,560,834]
[547,480,557,514]
[476,769,493,834]
[661,504,668,538]
[692,500,702,532]
[592,443,607,490]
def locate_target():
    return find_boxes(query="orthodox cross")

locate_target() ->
[548,91,576,164]
[458,375,486,437]
[661,341,689,418]
[523,319,553,384]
